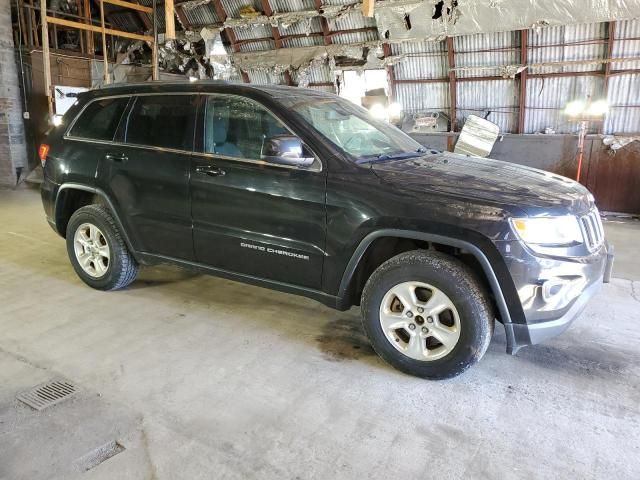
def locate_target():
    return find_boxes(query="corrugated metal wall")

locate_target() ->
[228,10,639,135]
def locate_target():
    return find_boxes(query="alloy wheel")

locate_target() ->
[379,281,461,361]
[73,222,110,278]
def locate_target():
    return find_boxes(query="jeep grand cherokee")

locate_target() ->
[40,82,614,379]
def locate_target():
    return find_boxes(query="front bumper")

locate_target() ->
[498,241,614,354]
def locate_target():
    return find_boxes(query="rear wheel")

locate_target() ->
[361,250,494,379]
[66,205,138,290]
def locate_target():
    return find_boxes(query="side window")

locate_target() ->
[68,97,128,141]
[125,95,197,150]
[204,96,289,160]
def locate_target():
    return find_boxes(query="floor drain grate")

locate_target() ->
[17,379,77,411]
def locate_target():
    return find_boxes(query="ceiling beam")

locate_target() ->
[313,0,332,46]
[210,0,250,82]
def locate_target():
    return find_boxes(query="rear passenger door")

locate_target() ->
[190,94,327,289]
[95,94,198,260]
[63,96,130,185]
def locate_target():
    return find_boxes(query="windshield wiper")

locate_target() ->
[356,149,426,165]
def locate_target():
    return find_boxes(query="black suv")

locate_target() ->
[40,82,614,379]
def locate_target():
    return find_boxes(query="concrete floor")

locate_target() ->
[1,187,639,480]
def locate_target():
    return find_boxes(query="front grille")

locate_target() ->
[579,209,604,251]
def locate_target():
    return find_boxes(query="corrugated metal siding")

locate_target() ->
[107,11,142,33]
[457,79,518,132]
[247,69,285,84]
[220,0,262,18]
[331,30,378,44]
[391,39,445,56]
[389,37,447,81]
[138,0,165,32]
[180,5,220,28]
[329,10,377,32]
[289,62,332,83]
[528,23,606,74]
[454,31,519,79]
[395,82,450,115]
[394,55,447,80]
[270,0,314,12]
[278,17,323,36]
[233,25,272,40]
[612,19,640,71]
[282,36,324,48]
[604,73,640,134]
[525,76,604,133]
[238,39,275,52]
[305,85,335,93]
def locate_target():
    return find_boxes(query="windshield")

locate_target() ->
[275,95,425,162]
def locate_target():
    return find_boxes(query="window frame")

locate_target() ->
[64,95,132,143]
[64,92,323,173]
[196,93,322,173]
[120,93,199,152]
[64,93,199,155]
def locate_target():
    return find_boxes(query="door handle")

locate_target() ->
[105,153,128,163]
[195,165,226,177]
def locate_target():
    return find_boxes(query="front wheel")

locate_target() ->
[361,250,494,379]
[66,204,138,290]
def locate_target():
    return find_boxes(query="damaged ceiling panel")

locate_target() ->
[374,0,640,43]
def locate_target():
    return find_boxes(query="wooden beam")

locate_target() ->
[446,37,457,134]
[518,29,528,134]
[174,5,190,30]
[601,21,616,134]
[382,43,396,101]
[362,0,375,18]
[164,0,176,40]
[102,0,152,14]
[46,16,154,42]
[40,0,53,114]
[99,1,109,83]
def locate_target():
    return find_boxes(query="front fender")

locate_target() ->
[335,228,525,351]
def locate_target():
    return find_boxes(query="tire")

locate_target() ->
[66,204,138,291]
[361,250,494,380]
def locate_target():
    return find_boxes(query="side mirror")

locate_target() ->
[261,135,315,168]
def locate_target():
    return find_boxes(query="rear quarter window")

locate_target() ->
[67,97,129,141]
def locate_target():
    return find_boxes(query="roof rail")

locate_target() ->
[95,79,233,90]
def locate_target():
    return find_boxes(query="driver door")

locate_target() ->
[189,94,327,289]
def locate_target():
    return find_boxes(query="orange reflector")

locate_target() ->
[513,219,527,232]
[38,144,50,166]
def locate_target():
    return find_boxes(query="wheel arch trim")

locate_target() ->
[337,229,516,336]
[55,183,137,257]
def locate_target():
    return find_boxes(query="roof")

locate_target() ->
[87,80,336,99]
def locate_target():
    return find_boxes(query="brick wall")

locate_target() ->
[0,0,27,187]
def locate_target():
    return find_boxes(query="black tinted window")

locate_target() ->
[125,95,197,150]
[68,97,128,141]
[204,96,288,159]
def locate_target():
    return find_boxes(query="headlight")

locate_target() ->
[510,216,583,246]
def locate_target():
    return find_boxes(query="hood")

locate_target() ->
[370,151,593,215]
